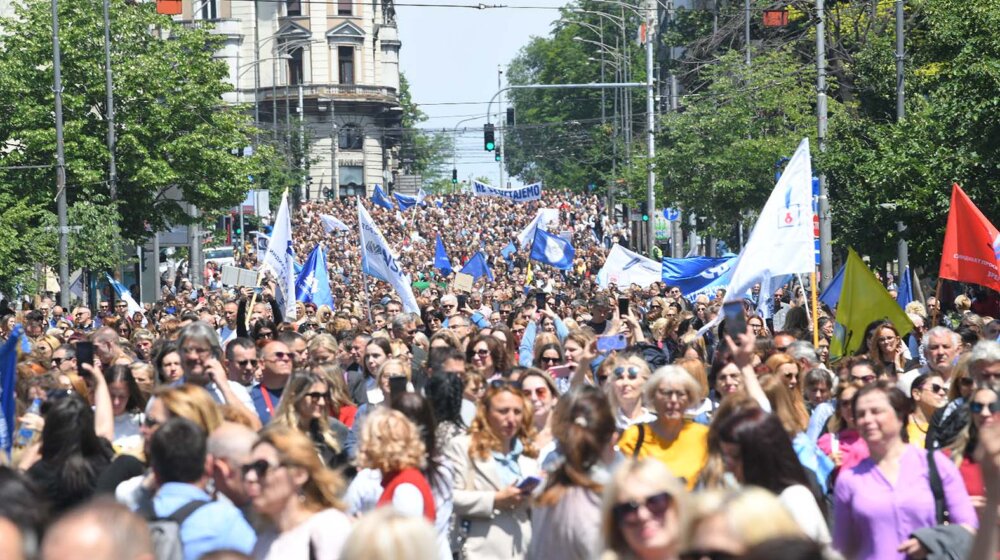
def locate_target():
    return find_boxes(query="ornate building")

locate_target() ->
[176,0,403,199]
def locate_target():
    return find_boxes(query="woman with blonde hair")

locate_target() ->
[306,333,339,366]
[562,329,597,386]
[444,381,540,560]
[270,372,348,468]
[346,358,412,458]
[757,374,834,493]
[355,408,436,521]
[598,459,687,560]
[605,355,656,431]
[866,320,910,378]
[681,487,805,559]
[674,357,711,419]
[340,508,439,560]
[310,362,357,427]
[247,427,352,559]
[428,329,462,351]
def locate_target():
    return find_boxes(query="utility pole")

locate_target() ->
[644,1,656,259]
[895,0,908,277]
[331,100,339,199]
[101,0,120,279]
[497,65,505,188]
[52,0,69,307]
[298,83,306,201]
[816,0,833,287]
[744,0,751,66]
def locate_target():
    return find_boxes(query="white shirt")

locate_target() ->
[252,508,351,560]
[205,380,259,419]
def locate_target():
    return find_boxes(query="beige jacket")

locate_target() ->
[444,434,539,560]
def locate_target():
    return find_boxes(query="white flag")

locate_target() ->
[357,199,419,313]
[319,214,350,233]
[596,244,662,289]
[259,191,297,321]
[516,208,560,249]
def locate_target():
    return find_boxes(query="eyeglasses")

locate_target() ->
[489,379,522,390]
[474,349,491,357]
[540,356,561,365]
[656,388,688,400]
[406,328,418,334]
[612,491,672,526]
[523,386,549,399]
[850,374,876,384]
[240,459,288,480]
[236,359,258,367]
[613,366,641,380]
[442,304,456,310]
[512,328,525,334]
[265,352,292,362]
[970,401,1000,415]
[679,551,738,560]
[303,391,328,401]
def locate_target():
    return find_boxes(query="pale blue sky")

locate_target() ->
[396,0,567,187]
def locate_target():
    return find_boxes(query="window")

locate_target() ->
[339,124,363,150]
[288,48,304,85]
[286,0,301,16]
[338,0,352,15]
[340,166,363,187]
[196,0,218,19]
[338,46,354,85]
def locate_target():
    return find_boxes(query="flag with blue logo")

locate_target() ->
[434,234,453,276]
[461,252,495,282]
[501,241,517,262]
[372,184,395,210]
[260,190,298,320]
[319,214,350,233]
[0,325,22,454]
[530,228,575,270]
[295,244,334,309]
[105,274,144,317]
[598,244,662,288]
[661,256,737,299]
[357,199,420,313]
[819,264,845,309]
[394,192,418,211]
[896,266,913,308]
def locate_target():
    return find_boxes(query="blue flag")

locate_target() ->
[461,252,495,282]
[661,256,736,298]
[372,184,395,210]
[434,234,453,276]
[530,228,575,270]
[394,192,418,211]
[897,266,913,308]
[501,241,517,262]
[0,325,22,454]
[295,244,335,309]
[819,264,846,309]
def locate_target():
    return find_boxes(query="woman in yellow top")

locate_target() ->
[617,365,709,489]
[906,373,947,449]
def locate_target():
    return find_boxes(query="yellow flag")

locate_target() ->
[525,262,533,287]
[831,248,914,359]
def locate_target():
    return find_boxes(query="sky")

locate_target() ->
[396,0,567,188]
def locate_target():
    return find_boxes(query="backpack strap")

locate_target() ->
[165,500,211,525]
[926,449,949,525]
[632,423,646,459]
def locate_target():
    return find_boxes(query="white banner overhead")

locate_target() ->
[472,180,542,202]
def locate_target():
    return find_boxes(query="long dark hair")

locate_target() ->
[104,364,148,414]
[717,407,820,510]
[38,395,114,512]
[389,392,447,493]
[425,373,466,429]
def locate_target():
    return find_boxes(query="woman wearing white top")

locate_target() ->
[605,356,656,431]
[245,427,352,559]
[104,364,146,454]
[716,407,832,549]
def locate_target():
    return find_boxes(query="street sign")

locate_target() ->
[663,208,681,222]
[653,215,671,240]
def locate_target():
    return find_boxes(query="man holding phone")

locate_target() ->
[175,322,261,429]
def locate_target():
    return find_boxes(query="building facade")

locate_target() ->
[177,0,403,199]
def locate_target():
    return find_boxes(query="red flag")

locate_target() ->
[939,183,1000,292]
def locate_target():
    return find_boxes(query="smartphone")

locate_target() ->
[388,376,408,396]
[535,292,547,311]
[517,476,542,494]
[547,364,574,379]
[618,297,630,316]
[596,334,628,353]
[457,294,468,310]
[723,301,747,340]
[76,341,94,377]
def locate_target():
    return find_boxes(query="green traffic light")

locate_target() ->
[452,178,458,184]
[642,215,649,222]
[486,141,495,151]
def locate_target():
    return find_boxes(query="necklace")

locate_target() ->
[911,414,929,433]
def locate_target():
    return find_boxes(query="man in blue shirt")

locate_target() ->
[149,417,256,560]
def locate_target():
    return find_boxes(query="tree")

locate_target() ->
[398,73,452,184]
[0,0,276,291]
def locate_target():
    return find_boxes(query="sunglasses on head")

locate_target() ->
[612,491,672,526]
[970,400,1000,415]
[613,366,641,380]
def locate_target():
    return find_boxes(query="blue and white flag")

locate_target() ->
[296,244,334,309]
[372,184,395,210]
[260,190,298,320]
[819,264,845,309]
[319,214,350,233]
[461,252,494,282]
[472,180,542,203]
[416,187,429,205]
[394,192,418,211]
[501,241,517,262]
[530,228,575,270]
[0,325,22,454]
[661,256,737,299]
[434,234,453,276]
[897,266,913,308]
[357,198,419,313]
[597,244,662,289]
[253,232,270,266]
[516,208,560,249]
[105,274,144,317]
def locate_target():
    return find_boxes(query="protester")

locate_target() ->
[339,508,439,560]
[518,369,559,462]
[598,459,687,560]
[269,371,348,467]
[40,498,154,560]
[681,487,805,559]
[606,355,656,430]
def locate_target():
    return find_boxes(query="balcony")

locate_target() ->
[257,83,398,105]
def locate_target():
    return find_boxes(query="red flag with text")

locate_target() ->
[939,183,1000,292]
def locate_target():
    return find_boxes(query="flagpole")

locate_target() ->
[797,273,812,327]
[811,271,819,347]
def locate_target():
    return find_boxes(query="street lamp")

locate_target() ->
[878,203,909,280]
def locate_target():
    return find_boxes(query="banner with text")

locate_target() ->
[472,180,542,203]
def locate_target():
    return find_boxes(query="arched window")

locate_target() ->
[339,124,363,150]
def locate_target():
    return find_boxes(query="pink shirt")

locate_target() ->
[817,429,870,470]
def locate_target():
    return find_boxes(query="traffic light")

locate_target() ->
[484,124,495,152]
[494,148,501,162]
[451,169,458,184]
[639,202,650,222]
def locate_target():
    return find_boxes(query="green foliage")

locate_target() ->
[399,73,452,182]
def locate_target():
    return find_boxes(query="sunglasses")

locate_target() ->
[266,352,292,361]
[240,458,288,479]
[474,349,491,357]
[303,391,328,401]
[257,331,274,339]
[922,383,947,395]
[523,386,549,399]
[970,401,1000,415]
[50,357,68,366]
[613,366,641,380]
[679,551,738,560]
[143,416,162,429]
[540,356,561,364]
[612,491,672,526]
[236,359,258,367]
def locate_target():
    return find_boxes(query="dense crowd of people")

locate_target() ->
[1,191,1000,560]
